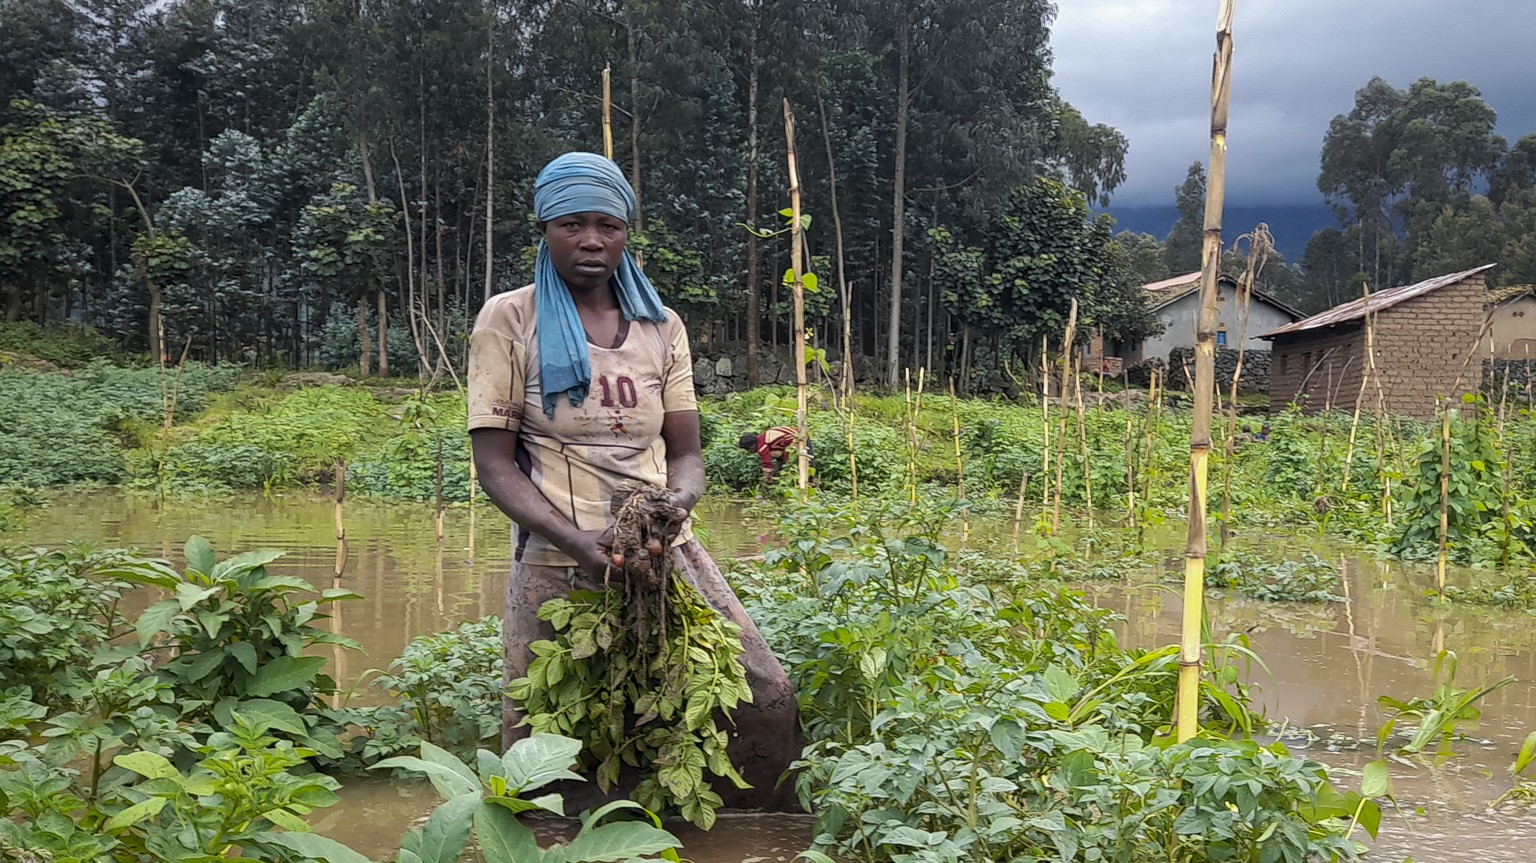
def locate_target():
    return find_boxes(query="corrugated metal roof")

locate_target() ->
[1257,263,1497,339]
[1142,272,1202,294]
[1138,270,1305,320]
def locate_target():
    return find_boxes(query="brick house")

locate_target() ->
[1258,264,1496,421]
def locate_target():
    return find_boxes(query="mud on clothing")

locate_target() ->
[467,284,696,566]
[467,285,805,810]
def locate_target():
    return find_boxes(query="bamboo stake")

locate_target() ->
[1437,404,1451,601]
[1124,383,1137,528]
[1498,364,1514,568]
[1073,361,1092,529]
[905,369,917,503]
[435,436,445,544]
[1012,472,1031,555]
[1041,337,1051,510]
[334,460,348,578]
[949,378,969,542]
[783,100,810,497]
[1177,0,1236,744]
[847,405,860,513]
[1052,300,1079,533]
[1220,227,1267,546]
[1341,284,1376,493]
[468,453,477,563]
[602,65,614,159]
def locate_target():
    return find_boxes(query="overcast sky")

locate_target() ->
[1050,0,1536,208]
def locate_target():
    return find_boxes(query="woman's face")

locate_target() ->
[542,211,628,292]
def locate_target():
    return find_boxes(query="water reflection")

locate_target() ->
[22,491,1536,859]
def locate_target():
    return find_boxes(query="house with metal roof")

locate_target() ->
[1257,264,1497,420]
[1487,284,1536,361]
[1114,272,1304,366]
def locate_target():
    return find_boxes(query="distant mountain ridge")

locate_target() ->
[1100,203,1338,263]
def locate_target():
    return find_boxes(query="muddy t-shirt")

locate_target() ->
[466,285,697,566]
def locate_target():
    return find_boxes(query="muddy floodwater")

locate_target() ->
[24,490,1536,862]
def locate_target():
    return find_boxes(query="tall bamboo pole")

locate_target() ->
[1041,337,1051,510]
[784,100,810,495]
[1051,301,1078,533]
[1176,0,1236,743]
[1341,283,1376,492]
[602,65,614,159]
[1220,228,1266,547]
[1437,404,1451,601]
[949,378,969,542]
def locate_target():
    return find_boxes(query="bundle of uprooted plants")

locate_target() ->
[507,480,753,828]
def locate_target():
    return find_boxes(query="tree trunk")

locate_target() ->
[885,9,911,389]
[358,293,372,376]
[627,12,643,235]
[377,290,390,378]
[819,95,855,399]
[147,282,163,363]
[744,11,761,386]
[391,143,426,377]
[358,140,384,375]
[484,3,496,305]
[435,177,446,347]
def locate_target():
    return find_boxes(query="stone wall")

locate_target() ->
[690,343,882,396]
[1164,346,1271,395]
[1484,358,1536,399]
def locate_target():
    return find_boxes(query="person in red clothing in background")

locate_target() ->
[737,425,813,490]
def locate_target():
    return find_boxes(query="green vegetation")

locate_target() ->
[11,362,1536,580]
[740,499,1375,861]
[0,540,681,862]
[509,583,752,830]
[374,738,683,863]
[0,363,240,488]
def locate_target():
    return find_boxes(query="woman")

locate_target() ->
[467,152,803,810]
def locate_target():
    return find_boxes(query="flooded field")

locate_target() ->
[23,490,1536,861]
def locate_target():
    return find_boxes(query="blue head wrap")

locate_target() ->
[533,152,667,419]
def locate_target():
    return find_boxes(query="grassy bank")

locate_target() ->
[6,356,1536,569]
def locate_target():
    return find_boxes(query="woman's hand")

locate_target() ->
[562,528,621,581]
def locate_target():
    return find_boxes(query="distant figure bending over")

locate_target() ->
[738,425,812,489]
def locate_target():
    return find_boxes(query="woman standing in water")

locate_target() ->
[466,152,802,810]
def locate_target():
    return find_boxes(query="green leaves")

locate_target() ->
[256,832,376,863]
[184,536,217,575]
[509,577,752,828]
[246,656,327,697]
[379,738,680,863]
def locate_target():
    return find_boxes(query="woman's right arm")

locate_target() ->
[471,428,618,578]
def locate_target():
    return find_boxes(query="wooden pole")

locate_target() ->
[1040,337,1051,510]
[334,460,348,578]
[784,99,810,496]
[1220,227,1266,546]
[1341,283,1376,493]
[817,96,855,403]
[949,378,969,543]
[602,64,614,160]
[1437,403,1451,601]
[1177,0,1236,744]
[1052,299,1078,533]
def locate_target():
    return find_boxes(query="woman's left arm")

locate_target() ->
[661,409,705,514]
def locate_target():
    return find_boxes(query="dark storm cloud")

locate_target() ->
[1051,0,1536,206]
